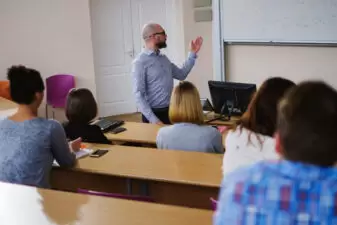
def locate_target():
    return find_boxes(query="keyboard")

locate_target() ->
[95,119,124,133]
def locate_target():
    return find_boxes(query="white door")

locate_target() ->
[90,0,136,117]
[131,0,172,58]
[90,0,174,117]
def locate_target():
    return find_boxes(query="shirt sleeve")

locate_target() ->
[132,60,160,123]
[213,176,241,225]
[171,52,197,80]
[50,120,76,167]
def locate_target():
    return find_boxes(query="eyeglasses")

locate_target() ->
[150,31,166,37]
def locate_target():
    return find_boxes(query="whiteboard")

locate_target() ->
[222,0,337,44]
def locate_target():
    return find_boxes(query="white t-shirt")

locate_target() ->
[222,126,279,175]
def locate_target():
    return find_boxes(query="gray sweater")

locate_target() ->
[156,123,223,153]
[0,118,75,188]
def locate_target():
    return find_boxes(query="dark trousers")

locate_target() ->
[142,107,170,124]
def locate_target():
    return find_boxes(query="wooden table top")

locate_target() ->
[105,121,162,144]
[70,143,223,188]
[105,121,230,146]
[0,181,212,225]
[0,97,17,118]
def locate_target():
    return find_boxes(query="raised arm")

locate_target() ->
[132,60,160,123]
[172,36,203,80]
[171,52,197,80]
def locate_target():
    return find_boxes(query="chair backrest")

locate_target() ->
[77,189,155,203]
[0,81,11,100]
[210,197,217,210]
[46,74,75,108]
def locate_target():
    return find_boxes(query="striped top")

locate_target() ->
[132,49,197,123]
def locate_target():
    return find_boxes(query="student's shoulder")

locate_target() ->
[223,161,271,185]
[157,125,175,136]
[44,119,64,131]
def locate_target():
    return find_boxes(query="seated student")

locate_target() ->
[214,81,337,224]
[222,77,295,175]
[156,81,223,153]
[0,65,79,188]
[63,88,111,144]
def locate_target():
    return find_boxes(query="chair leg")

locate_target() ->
[45,104,48,119]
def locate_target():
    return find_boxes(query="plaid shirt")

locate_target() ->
[214,160,337,225]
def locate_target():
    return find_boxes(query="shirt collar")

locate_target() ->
[143,48,160,56]
[267,160,337,181]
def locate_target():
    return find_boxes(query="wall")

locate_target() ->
[226,45,337,88]
[181,0,213,99]
[0,0,96,119]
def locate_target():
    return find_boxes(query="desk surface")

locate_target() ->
[0,181,212,225]
[73,143,223,188]
[106,121,229,145]
[0,97,17,117]
[105,122,162,144]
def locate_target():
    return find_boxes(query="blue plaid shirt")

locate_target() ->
[214,160,337,225]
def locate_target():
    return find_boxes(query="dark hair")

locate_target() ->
[7,65,45,104]
[66,88,97,124]
[278,81,337,167]
[237,77,296,137]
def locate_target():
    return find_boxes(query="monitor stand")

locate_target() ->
[205,102,232,123]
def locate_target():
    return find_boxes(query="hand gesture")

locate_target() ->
[190,36,203,54]
[69,137,82,152]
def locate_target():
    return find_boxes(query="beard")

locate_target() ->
[156,41,167,49]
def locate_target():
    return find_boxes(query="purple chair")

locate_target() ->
[210,197,218,210]
[45,74,75,118]
[77,189,155,203]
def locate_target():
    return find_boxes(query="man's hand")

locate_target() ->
[156,121,164,125]
[190,36,203,54]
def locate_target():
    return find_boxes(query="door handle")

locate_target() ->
[126,50,134,58]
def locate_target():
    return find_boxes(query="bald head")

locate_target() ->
[142,23,167,49]
[142,23,163,40]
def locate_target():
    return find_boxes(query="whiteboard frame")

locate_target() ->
[225,41,337,47]
[212,0,226,81]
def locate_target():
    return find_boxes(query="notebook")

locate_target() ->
[53,148,93,167]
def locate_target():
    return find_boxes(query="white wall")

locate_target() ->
[181,0,213,99]
[226,45,337,88]
[0,0,96,119]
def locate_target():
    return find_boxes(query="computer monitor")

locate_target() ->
[208,81,257,121]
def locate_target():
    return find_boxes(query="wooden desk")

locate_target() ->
[0,181,212,225]
[51,143,223,209]
[106,122,162,145]
[106,121,229,147]
[0,97,17,117]
[204,112,240,126]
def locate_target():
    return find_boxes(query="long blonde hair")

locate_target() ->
[169,81,204,125]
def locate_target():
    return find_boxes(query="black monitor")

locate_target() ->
[208,81,257,121]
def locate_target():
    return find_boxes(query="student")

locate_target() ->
[222,77,295,175]
[156,81,223,153]
[0,65,78,188]
[63,88,111,144]
[214,81,337,224]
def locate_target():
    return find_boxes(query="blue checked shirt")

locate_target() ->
[214,160,337,225]
[132,49,197,123]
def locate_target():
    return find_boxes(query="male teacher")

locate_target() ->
[132,23,203,124]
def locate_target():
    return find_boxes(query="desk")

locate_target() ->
[0,97,17,118]
[0,181,212,225]
[204,112,240,126]
[106,121,229,147]
[51,143,223,209]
